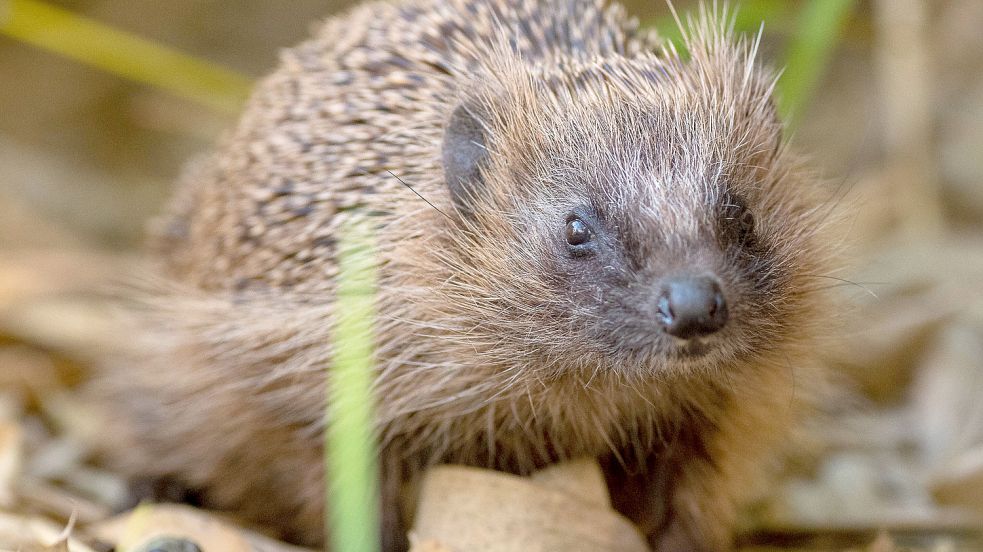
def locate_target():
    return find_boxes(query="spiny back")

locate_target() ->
[153,0,656,293]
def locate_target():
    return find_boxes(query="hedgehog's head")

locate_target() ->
[435,24,836,383]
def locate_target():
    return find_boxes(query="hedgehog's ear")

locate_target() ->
[442,103,488,213]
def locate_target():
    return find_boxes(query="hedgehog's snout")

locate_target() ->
[656,275,728,340]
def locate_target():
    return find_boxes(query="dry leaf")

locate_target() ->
[15,475,113,526]
[0,511,94,552]
[0,347,63,399]
[407,536,455,552]
[931,445,983,514]
[529,457,610,508]
[0,297,117,358]
[913,323,983,465]
[0,421,22,507]
[866,531,898,552]
[93,503,251,552]
[412,464,648,552]
[91,503,315,552]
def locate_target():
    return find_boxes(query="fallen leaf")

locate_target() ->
[0,511,95,552]
[913,323,983,465]
[931,445,983,514]
[91,503,315,552]
[412,464,648,552]
[0,420,22,507]
[866,531,897,552]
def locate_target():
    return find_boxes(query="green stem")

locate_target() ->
[0,0,252,114]
[326,218,381,552]
[777,0,855,127]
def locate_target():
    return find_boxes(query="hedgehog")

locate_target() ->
[94,0,839,550]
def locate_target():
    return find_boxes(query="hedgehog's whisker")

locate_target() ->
[783,351,796,412]
[800,274,882,298]
[385,170,454,220]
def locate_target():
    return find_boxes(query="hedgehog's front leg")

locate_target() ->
[606,387,792,552]
[603,421,733,552]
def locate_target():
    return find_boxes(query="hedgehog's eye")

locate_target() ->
[721,195,756,247]
[564,209,600,257]
[566,216,592,246]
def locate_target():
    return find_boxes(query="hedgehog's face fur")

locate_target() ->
[434,31,833,384]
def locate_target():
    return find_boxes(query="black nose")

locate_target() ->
[657,275,728,339]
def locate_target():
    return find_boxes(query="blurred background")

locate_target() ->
[0,0,982,550]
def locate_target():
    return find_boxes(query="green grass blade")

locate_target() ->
[326,217,381,552]
[0,0,252,114]
[777,0,855,126]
